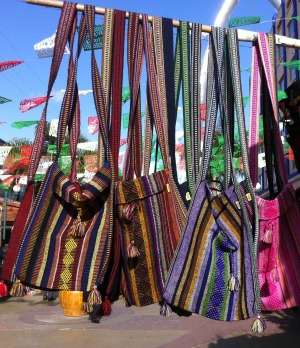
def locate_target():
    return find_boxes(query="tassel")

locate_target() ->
[82,285,102,313]
[68,215,86,237]
[100,296,112,316]
[251,314,267,333]
[261,223,273,244]
[160,301,173,317]
[122,203,136,222]
[227,274,240,292]
[82,302,93,313]
[127,240,140,258]
[10,279,25,297]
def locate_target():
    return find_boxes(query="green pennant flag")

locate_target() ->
[243,96,249,108]
[11,120,40,129]
[47,144,70,156]
[122,111,145,129]
[122,87,130,105]
[217,136,224,146]
[58,156,72,174]
[77,24,103,51]
[278,90,288,102]
[229,16,262,28]
[0,96,12,104]
[241,68,251,73]
[34,173,45,182]
[282,60,300,70]
[122,113,129,129]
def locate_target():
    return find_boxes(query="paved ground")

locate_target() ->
[1,293,300,348]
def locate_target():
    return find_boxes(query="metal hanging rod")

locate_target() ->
[26,0,300,48]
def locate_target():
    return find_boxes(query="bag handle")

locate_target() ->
[109,10,126,182]
[199,28,225,182]
[249,33,288,192]
[27,2,78,183]
[122,12,144,181]
[174,22,193,193]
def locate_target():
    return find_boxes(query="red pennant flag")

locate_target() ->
[200,103,206,121]
[19,96,52,113]
[120,138,127,147]
[0,60,24,73]
[20,145,33,166]
[285,147,295,161]
[88,116,99,135]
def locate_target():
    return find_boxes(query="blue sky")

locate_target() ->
[0,0,278,143]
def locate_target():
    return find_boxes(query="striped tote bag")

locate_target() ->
[6,4,115,292]
[249,33,300,311]
[115,14,183,307]
[163,28,261,322]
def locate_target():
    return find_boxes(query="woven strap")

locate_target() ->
[190,23,202,190]
[96,9,114,168]
[54,10,87,182]
[227,29,261,314]
[122,12,144,181]
[174,22,192,193]
[249,33,288,191]
[200,28,224,181]
[109,10,125,181]
[84,5,114,283]
[27,2,78,182]
[162,18,179,185]
[144,15,187,225]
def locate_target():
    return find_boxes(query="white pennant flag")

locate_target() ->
[49,119,59,137]
[77,142,97,151]
[0,146,12,166]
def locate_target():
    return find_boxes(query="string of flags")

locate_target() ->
[34,32,70,58]
[19,96,53,113]
[0,96,12,104]
[11,121,40,129]
[228,16,262,28]
[0,60,24,73]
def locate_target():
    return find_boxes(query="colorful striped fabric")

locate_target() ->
[250,33,300,311]
[115,169,180,306]
[163,27,260,321]
[163,181,257,320]
[2,2,79,282]
[14,161,112,291]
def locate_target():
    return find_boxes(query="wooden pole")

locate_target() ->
[25,0,300,48]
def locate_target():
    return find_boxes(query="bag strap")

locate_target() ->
[190,23,202,191]
[54,10,87,182]
[109,10,126,182]
[174,22,193,194]
[199,28,224,181]
[97,9,115,168]
[144,15,187,225]
[227,29,261,314]
[161,18,179,185]
[122,12,144,181]
[249,33,288,192]
[27,2,78,183]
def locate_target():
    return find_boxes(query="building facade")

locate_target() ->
[258,0,300,194]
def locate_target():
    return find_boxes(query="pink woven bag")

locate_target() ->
[249,33,300,311]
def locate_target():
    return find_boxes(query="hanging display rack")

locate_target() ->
[26,0,300,48]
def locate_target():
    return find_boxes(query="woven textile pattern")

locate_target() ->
[258,183,300,310]
[115,169,180,306]
[249,33,300,311]
[15,161,111,291]
[163,181,257,321]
